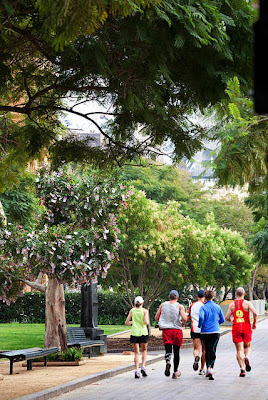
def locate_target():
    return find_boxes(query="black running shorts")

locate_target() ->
[130,335,149,344]
[191,331,202,339]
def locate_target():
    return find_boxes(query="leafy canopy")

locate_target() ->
[0,1,256,189]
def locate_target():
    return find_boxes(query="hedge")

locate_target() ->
[0,291,162,325]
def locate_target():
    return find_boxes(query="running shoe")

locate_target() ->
[240,369,246,377]
[193,355,200,371]
[198,369,206,375]
[135,371,140,379]
[244,358,251,372]
[141,367,147,377]
[206,369,213,379]
[165,362,171,377]
[172,371,181,379]
[209,374,214,380]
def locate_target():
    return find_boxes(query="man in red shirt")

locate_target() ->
[225,287,258,377]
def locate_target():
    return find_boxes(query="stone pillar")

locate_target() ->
[80,282,107,356]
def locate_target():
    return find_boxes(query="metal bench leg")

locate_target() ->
[10,359,14,375]
[27,360,33,370]
[44,356,47,367]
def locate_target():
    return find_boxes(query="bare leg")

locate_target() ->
[141,342,148,368]
[133,343,140,370]
[244,342,251,359]
[235,342,244,369]
[193,338,201,358]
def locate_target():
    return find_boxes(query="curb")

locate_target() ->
[14,354,164,400]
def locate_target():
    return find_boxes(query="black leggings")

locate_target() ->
[201,333,220,369]
[165,344,180,372]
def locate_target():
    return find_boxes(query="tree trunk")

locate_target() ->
[44,278,67,351]
[248,261,261,301]
[262,283,268,300]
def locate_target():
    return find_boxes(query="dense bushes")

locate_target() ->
[0,291,162,324]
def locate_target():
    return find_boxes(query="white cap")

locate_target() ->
[134,296,144,304]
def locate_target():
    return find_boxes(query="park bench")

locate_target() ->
[0,347,59,375]
[67,327,104,352]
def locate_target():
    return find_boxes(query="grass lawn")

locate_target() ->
[0,323,127,350]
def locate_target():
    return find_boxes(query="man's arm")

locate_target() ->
[155,303,163,321]
[179,304,187,325]
[225,303,234,322]
[248,302,258,329]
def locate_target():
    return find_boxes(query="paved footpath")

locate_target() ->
[56,319,268,400]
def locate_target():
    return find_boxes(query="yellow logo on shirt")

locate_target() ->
[236,309,244,323]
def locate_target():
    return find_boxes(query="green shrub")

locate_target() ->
[61,347,83,361]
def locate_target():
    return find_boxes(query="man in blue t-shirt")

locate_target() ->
[198,290,225,380]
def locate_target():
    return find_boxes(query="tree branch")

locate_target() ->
[0,268,47,293]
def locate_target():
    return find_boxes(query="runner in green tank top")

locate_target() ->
[125,296,149,379]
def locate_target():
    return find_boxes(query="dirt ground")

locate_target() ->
[0,353,136,400]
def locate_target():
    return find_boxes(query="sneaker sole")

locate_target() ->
[165,363,171,376]
[193,355,200,371]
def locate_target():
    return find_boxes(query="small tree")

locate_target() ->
[0,167,130,350]
[104,190,253,308]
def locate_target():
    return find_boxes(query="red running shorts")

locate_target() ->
[162,329,183,347]
[232,328,252,344]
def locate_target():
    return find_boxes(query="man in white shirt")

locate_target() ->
[187,289,206,374]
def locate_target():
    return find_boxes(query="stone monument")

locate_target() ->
[81,282,107,356]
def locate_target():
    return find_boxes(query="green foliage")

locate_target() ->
[120,162,204,204]
[104,189,253,306]
[61,347,83,361]
[35,0,158,48]
[0,1,256,188]
[212,77,268,192]
[120,162,253,240]
[0,172,41,229]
